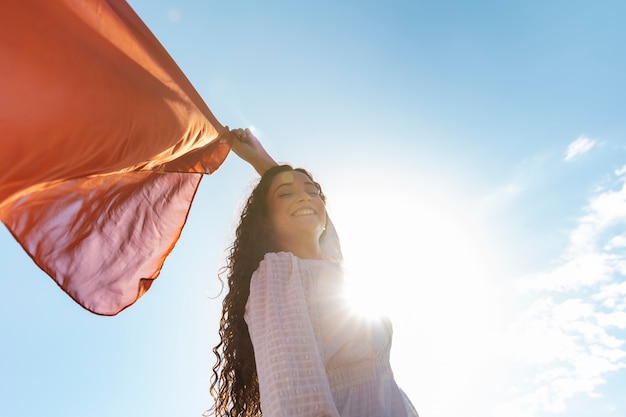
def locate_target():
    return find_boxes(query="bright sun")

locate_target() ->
[325,170,509,416]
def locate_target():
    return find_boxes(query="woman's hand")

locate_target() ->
[230,128,277,175]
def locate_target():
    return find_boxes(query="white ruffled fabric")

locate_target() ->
[244,251,419,417]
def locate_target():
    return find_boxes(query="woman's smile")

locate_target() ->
[292,208,317,216]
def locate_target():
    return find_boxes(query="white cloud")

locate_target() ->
[593,281,626,309]
[564,135,596,161]
[567,180,626,256]
[502,169,626,415]
[604,234,626,250]
[518,252,615,292]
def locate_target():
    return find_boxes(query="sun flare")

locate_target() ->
[342,269,391,319]
[325,170,509,416]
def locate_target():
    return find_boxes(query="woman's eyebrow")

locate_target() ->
[273,182,293,194]
[273,181,317,195]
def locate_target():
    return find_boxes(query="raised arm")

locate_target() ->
[230,128,278,176]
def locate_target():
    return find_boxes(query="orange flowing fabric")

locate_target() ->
[0,0,232,315]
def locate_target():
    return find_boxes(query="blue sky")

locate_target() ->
[2,1,626,416]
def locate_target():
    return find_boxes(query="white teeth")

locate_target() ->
[293,208,315,216]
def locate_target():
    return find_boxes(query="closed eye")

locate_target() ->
[305,186,320,196]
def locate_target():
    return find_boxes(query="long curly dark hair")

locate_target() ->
[209,164,325,417]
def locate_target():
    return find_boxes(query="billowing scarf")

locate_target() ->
[0,0,232,315]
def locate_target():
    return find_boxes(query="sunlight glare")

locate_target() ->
[326,169,511,417]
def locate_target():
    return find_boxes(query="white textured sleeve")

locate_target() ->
[244,253,340,417]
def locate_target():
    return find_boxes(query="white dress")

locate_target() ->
[244,251,419,417]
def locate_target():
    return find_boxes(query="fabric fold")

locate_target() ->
[1,0,231,314]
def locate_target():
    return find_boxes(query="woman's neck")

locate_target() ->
[274,235,323,260]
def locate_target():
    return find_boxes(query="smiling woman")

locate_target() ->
[208,129,419,417]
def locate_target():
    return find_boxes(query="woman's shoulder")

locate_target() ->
[259,252,340,270]
[261,251,296,262]
[248,252,303,296]
[258,251,297,268]
[255,252,341,283]
[253,252,298,279]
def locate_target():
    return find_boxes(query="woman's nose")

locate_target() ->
[297,190,312,201]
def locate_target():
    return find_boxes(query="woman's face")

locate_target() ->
[266,170,326,243]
